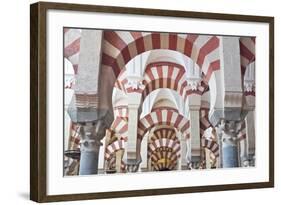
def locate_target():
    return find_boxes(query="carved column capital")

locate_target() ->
[187,78,202,91]
[244,81,255,93]
[217,119,243,146]
[217,119,243,134]
[125,79,145,90]
[244,61,255,95]
[187,160,206,170]
[79,121,106,152]
[124,75,145,93]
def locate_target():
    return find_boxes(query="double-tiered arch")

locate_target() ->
[102,31,220,81]
[137,107,190,141]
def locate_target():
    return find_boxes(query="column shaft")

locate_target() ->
[189,109,201,164]
[218,121,241,168]
[79,148,100,175]
[79,124,102,175]
[127,105,139,159]
[115,150,124,173]
[246,111,255,157]
[222,141,238,167]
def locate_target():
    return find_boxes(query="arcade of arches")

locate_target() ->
[63,29,256,175]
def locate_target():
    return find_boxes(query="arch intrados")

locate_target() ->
[142,89,181,115]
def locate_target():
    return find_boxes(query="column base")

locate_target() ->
[126,159,142,172]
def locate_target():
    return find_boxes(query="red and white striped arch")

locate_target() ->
[199,108,220,158]
[240,37,256,97]
[149,128,180,171]
[114,69,128,92]
[240,37,255,76]
[201,138,219,158]
[104,128,128,170]
[105,107,129,161]
[105,139,125,160]
[64,28,81,74]
[107,157,126,171]
[142,62,207,101]
[137,107,190,140]
[102,31,220,81]
[67,122,81,150]
[150,150,178,171]
[110,117,128,137]
[148,128,181,158]
[114,61,209,103]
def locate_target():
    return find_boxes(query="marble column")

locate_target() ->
[126,102,142,172]
[205,148,212,169]
[186,59,202,168]
[239,133,249,167]
[189,108,201,165]
[79,123,103,175]
[215,127,223,168]
[178,131,188,170]
[127,103,139,160]
[177,157,182,170]
[244,62,256,165]
[185,138,192,169]
[140,132,148,171]
[125,76,144,172]
[103,129,112,172]
[245,110,255,165]
[66,30,114,175]
[208,37,247,168]
[217,120,243,168]
[187,93,201,168]
[115,150,124,173]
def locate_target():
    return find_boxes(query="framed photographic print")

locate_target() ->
[30,1,274,202]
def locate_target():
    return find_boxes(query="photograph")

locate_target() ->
[63,29,256,176]
[30,2,274,202]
